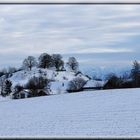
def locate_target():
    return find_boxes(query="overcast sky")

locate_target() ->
[1,0,140,2]
[0,4,140,70]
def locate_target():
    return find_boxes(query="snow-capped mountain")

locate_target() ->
[81,65,131,80]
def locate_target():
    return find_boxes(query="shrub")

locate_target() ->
[67,77,86,92]
[25,76,50,97]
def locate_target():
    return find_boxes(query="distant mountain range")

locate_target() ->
[81,65,131,80]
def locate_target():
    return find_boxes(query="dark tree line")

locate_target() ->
[103,60,140,89]
[2,51,140,99]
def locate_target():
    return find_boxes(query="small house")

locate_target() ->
[83,80,104,91]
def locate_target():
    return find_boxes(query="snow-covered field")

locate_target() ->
[0,88,140,137]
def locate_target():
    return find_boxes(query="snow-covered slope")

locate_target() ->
[8,68,54,87]
[8,68,89,95]
[0,88,140,136]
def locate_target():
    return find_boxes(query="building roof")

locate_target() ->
[84,80,104,88]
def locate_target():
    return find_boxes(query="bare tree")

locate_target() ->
[23,56,37,71]
[66,57,79,73]
[52,54,64,71]
[38,53,54,69]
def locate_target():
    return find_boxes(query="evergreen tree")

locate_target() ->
[131,60,140,87]
[1,80,12,97]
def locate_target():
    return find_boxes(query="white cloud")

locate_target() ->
[74,47,133,54]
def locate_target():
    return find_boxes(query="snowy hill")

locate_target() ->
[0,88,140,136]
[8,68,90,95]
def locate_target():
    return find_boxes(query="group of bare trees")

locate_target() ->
[22,53,79,73]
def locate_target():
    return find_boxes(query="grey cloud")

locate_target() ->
[0,5,139,70]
